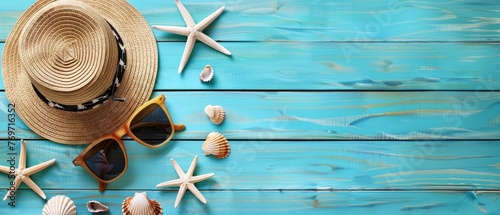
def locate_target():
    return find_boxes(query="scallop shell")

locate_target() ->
[200,65,214,82]
[86,200,109,213]
[42,195,77,215]
[122,192,163,215]
[204,104,225,125]
[202,132,230,158]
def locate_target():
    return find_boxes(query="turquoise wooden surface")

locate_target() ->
[1,0,500,42]
[1,0,499,215]
[5,190,500,214]
[1,140,499,191]
[2,91,499,140]
[4,42,500,90]
[4,190,500,214]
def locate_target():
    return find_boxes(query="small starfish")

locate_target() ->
[152,0,231,73]
[156,155,214,208]
[0,140,56,201]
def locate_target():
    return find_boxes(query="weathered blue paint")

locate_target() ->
[0,140,499,191]
[0,92,498,140]
[3,190,500,214]
[1,0,500,42]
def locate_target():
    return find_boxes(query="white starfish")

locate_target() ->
[152,0,231,73]
[0,140,56,201]
[156,155,215,208]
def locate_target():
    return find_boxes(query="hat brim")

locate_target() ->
[2,0,158,144]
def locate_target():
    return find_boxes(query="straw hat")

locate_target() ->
[2,0,158,144]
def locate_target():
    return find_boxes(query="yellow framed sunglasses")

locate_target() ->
[73,94,185,191]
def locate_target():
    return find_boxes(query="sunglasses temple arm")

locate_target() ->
[174,124,185,131]
[99,182,108,192]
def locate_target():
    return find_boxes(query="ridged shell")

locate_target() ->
[202,132,230,158]
[42,195,77,215]
[204,104,225,125]
[122,192,163,215]
[86,200,109,213]
[200,65,214,82]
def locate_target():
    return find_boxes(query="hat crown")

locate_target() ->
[19,0,118,105]
[55,42,76,63]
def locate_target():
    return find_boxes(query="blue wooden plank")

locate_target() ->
[1,0,499,42]
[0,140,498,190]
[152,42,500,90]
[1,190,499,215]
[0,91,498,140]
[2,42,499,91]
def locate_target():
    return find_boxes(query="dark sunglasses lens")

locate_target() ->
[84,139,125,181]
[130,103,172,145]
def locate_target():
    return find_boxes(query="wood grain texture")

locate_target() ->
[3,190,500,215]
[2,42,500,91]
[0,91,498,140]
[152,42,500,90]
[1,0,500,42]
[0,140,499,191]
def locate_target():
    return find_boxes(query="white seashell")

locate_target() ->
[204,104,225,125]
[202,132,230,159]
[122,192,163,215]
[200,65,214,82]
[42,195,77,215]
[86,200,109,213]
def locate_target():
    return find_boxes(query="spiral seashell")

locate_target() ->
[204,104,225,125]
[42,195,77,215]
[122,192,163,215]
[202,132,230,158]
[200,65,214,82]
[86,200,109,213]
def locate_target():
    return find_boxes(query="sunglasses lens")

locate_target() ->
[130,103,172,145]
[84,139,125,181]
